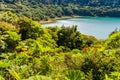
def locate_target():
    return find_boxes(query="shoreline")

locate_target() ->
[38,16,80,24]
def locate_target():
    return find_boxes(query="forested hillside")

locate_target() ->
[0,11,120,80]
[0,0,120,80]
[1,0,120,20]
[1,0,120,7]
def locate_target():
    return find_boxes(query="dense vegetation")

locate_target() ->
[0,11,120,80]
[1,0,120,20]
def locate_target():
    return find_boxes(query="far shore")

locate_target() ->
[38,16,80,24]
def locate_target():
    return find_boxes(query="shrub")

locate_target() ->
[66,70,85,80]
[82,34,98,46]
[16,39,42,56]
[105,32,120,49]
[0,30,21,52]
[24,75,52,80]
[57,25,85,50]
[0,11,18,24]
[0,75,5,80]
[31,56,52,75]
[18,17,44,40]
[105,72,120,80]
[81,50,120,80]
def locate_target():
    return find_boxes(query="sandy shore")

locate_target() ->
[38,16,80,24]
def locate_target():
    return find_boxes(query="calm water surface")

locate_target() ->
[43,17,120,39]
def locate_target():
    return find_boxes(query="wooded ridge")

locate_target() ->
[1,0,120,20]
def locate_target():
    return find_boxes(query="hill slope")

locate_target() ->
[1,0,120,7]
[0,11,120,80]
[0,0,120,20]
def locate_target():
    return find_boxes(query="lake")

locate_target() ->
[43,17,120,39]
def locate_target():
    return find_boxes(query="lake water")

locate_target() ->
[43,17,120,39]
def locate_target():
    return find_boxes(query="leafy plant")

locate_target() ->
[18,17,44,40]
[57,25,85,50]
[0,61,9,68]
[105,32,120,49]
[0,75,5,80]
[0,11,18,24]
[2,30,21,52]
[105,72,120,80]
[66,70,85,80]
[9,69,21,80]
[24,75,52,80]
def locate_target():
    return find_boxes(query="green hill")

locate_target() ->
[1,0,120,20]
[0,1,120,80]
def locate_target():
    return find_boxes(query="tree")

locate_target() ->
[0,31,21,52]
[57,25,85,50]
[0,11,18,24]
[82,34,98,46]
[18,17,44,40]
[105,32,120,49]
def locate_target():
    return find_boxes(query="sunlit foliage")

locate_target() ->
[0,12,120,80]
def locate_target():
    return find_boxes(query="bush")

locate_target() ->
[0,75,5,80]
[66,70,85,80]
[0,31,21,52]
[24,75,52,80]
[18,17,44,40]
[82,34,98,46]
[0,11,18,24]
[105,72,120,80]
[57,25,85,50]
[16,39,42,56]
[31,56,52,75]
[105,32,120,49]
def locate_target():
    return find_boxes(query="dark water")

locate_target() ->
[43,17,120,39]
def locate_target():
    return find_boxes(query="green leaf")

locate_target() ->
[9,69,21,80]
[0,75,5,80]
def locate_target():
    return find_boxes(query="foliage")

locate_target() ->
[0,21,15,32]
[0,30,20,52]
[0,11,18,24]
[37,29,57,49]
[0,75,5,80]
[18,17,44,40]
[16,39,42,56]
[105,72,120,80]
[66,70,85,80]
[1,0,120,21]
[9,69,21,80]
[105,32,120,49]
[0,61,9,68]
[24,75,52,80]
[46,27,59,42]
[64,48,120,80]
[57,25,85,50]
[0,13,120,80]
[82,34,98,46]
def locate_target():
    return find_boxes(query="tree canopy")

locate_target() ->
[0,0,120,20]
[0,11,120,80]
